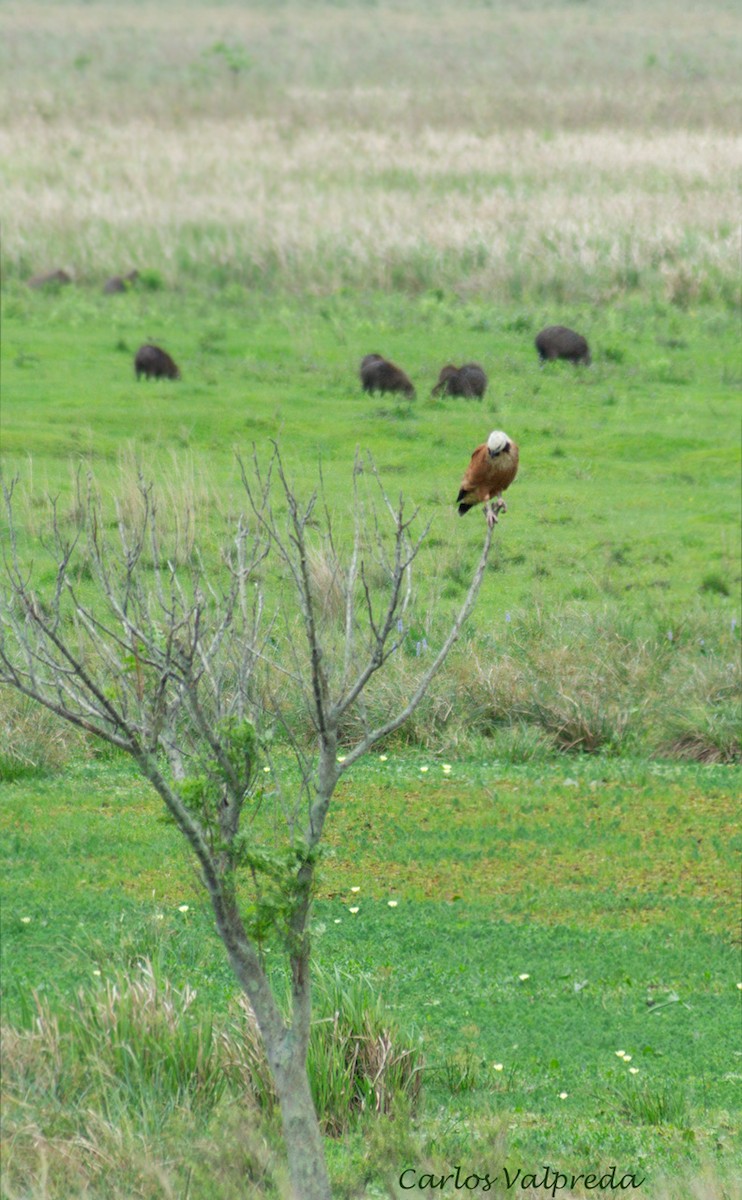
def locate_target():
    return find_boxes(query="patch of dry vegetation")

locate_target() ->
[0,960,423,1199]
[3,2,741,130]
[2,118,739,297]
[1,1,740,297]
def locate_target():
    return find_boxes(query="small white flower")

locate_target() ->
[350,886,360,893]
[518,973,530,982]
[263,766,271,773]
[349,906,359,914]
[334,919,342,924]
[615,1050,626,1057]
[337,755,347,763]
[628,1067,640,1075]
[737,982,742,990]
[155,913,164,920]
[558,1091,568,1100]
[388,900,398,908]
[178,904,189,913]
[93,969,101,976]
[420,765,429,773]
[493,1062,504,1071]
[379,754,388,761]
[442,764,452,773]
[623,1054,632,1062]
[20,917,32,924]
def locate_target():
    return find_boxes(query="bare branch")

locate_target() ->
[334,521,495,775]
[1,449,499,1200]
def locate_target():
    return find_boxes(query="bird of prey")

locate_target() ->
[456,430,519,527]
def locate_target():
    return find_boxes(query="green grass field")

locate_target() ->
[2,285,739,614]
[1,2,741,1198]
[1,752,740,1197]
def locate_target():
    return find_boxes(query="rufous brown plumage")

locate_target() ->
[456,430,519,527]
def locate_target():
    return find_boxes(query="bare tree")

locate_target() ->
[0,448,495,1200]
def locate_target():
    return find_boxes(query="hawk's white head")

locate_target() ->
[487,430,511,458]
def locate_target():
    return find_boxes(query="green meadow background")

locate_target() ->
[1,2,740,1198]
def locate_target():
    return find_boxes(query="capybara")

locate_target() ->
[535,325,591,365]
[134,344,181,380]
[359,354,415,398]
[431,362,488,399]
[104,270,139,294]
[27,269,72,289]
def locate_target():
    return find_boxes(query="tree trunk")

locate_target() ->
[273,1049,332,1200]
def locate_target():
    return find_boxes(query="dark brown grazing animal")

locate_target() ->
[104,270,139,294]
[535,325,591,365]
[359,353,415,399]
[27,269,72,289]
[431,362,487,399]
[134,344,181,380]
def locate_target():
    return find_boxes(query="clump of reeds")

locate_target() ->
[1,958,424,1199]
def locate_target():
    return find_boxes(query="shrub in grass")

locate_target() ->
[2,1019,284,1200]
[650,1167,742,1200]
[177,1104,288,1200]
[658,704,741,764]
[137,268,163,291]
[309,967,424,1134]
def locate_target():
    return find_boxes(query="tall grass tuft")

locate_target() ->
[6,584,733,767]
[1,959,423,1197]
[607,1074,691,1127]
[2,1013,286,1199]
[306,544,346,624]
[0,691,83,780]
[227,965,425,1136]
[20,961,228,1122]
[294,603,740,762]
[659,655,741,763]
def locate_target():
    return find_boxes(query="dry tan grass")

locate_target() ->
[2,117,739,292]
[649,1171,742,1200]
[2,2,740,130]
[1,2,740,292]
